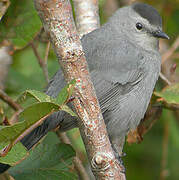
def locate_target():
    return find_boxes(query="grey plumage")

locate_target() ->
[0,3,169,172]
[22,2,168,155]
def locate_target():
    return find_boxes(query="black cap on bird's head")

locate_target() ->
[132,3,169,39]
[132,3,162,27]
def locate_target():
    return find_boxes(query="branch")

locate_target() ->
[0,89,22,111]
[36,18,88,178]
[31,42,49,83]
[56,1,99,178]
[159,72,172,85]
[44,41,50,63]
[65,1,100,179]
[0,88,22,125]
[34,0,125,179]
[127,105,162,144]
[162,36,179,64]
[73,0,100,37]
[137,105,162,142]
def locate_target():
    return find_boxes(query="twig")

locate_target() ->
[44,41,50,63]
[34,0,126,179]
[0,89,22,111]
[56,131,90,180]
[162,36,179,64]
[159,72,172,85]
[161,101,179,111]
[0,89,22,125]
[31,42,49,83]
[160,121,169,180]
[137,105,162,142]
[127,105,162,144]
[9,110,22,124]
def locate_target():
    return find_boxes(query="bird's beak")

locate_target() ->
[152,30,170,39]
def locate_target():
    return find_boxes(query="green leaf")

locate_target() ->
[0,100,76,161]
[10,12,41,47]
[61,105,77,117]
[0,142,27,166]
[154,83,179,109]
[9,133,77,180]
[0,102,59,146]
[56,79,76,105]
[0,1,41,48]
[17,79,76,109]
[17,90,53,104]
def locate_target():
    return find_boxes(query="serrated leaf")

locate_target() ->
[9,133,77,180]
[17,79,76,106]
[0,142,27,166]
[154,83,179,109]
[0,102,59,150]
[17,90,53,104]
[0,100,76,160]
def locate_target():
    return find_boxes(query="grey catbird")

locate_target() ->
[0,2,169,173]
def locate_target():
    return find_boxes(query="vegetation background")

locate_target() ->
[0,0,178,179]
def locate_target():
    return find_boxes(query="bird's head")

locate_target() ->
[109,2,169,51]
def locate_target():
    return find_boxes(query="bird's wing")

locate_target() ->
[82,33,145,85]
[90,71,122,112]
[45,68,66,98]
[90,70,132,114]
[82,36,146,116]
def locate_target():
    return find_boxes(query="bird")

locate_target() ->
[0,2,169,173]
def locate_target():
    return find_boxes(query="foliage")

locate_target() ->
[0,0,41,48]
[9,132,77,180]
[0,80,76,165]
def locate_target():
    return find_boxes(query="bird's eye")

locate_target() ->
[136,23,143,30]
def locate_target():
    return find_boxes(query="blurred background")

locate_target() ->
[0,0,178,179]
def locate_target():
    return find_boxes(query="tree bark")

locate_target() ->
[73,0,100,37]
[34,0,126,179]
